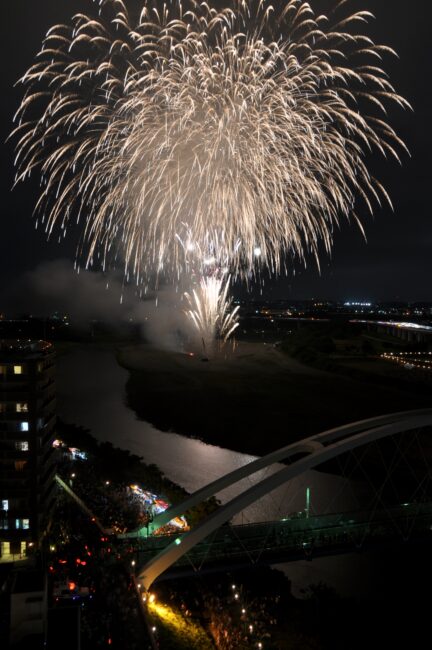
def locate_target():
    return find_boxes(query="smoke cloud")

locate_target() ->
[3,259,193,350]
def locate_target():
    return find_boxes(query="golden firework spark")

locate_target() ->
[12,0,409,286]
[184,275,240,354]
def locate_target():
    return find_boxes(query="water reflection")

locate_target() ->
[55,346,377,596]
[56,347,363,522]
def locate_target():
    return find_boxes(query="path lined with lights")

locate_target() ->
[228,583,265,649]
[381,352,432,372]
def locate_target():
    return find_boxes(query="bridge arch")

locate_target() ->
[138,409,432,590]
[142,409,432,534]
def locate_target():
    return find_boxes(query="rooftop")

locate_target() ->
[0,339,53,361]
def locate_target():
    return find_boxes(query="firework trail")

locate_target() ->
[12,0,408,343]
[184,275,240,355]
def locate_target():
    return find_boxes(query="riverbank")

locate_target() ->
[119,341,430,457]
[57,419,219,528]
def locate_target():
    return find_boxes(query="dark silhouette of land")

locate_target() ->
[119,325,432,456]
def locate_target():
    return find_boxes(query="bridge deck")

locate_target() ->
[133,502,432,580]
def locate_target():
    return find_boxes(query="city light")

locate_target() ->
[344,301,372,308]
[381,351,432,372]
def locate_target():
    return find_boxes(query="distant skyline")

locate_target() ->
[1,0,432,306]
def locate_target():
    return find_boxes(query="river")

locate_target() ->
[55,345,380,597]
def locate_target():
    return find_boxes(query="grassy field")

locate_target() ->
[118,340,432,456]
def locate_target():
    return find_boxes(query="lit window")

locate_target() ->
[0,365,6,375]
[0,520,9,530]
[1,500,8,511]
[1,542,10,557]
[14,461,27,472]
[15,441,29,452]
[20,422,29,432]
[13,366,23,375]
[23,519,30,530]
[16,403,28,413]
[15,519,20,529]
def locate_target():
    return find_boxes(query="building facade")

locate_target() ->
[0,341,56,561]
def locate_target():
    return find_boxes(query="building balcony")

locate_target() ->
[0,528,32,544]
[39,462,56,490]
[0,483,31,498]
[41,444,56,466]
[0,449,30,461]
[40,394,56,410]
[0,378,55,400]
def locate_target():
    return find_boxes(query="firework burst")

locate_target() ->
[12,0,409,285]
[12,1,409,348]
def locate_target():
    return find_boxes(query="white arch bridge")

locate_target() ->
[127,409,432,591]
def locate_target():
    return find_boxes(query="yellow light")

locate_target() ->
[149,593,156,604]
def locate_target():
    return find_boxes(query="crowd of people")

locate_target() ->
[65,462,149,533]
[47,491,152,649]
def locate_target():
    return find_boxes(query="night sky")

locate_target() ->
[1,0,431,309]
